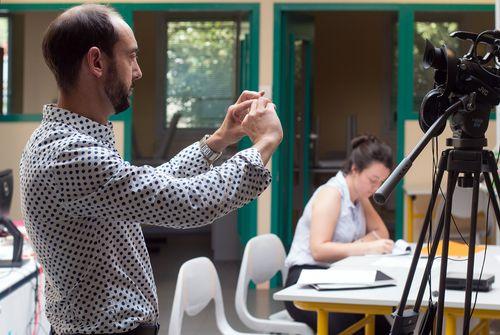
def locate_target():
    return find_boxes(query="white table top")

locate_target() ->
[274,246,500,311]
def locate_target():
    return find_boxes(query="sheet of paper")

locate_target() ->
[371,256,426,269]
[297,269,377,287]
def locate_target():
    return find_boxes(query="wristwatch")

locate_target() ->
[199,134,222,165]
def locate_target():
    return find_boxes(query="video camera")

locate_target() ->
[419,30,500,147]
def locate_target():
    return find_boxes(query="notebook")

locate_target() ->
[297,268,396,291]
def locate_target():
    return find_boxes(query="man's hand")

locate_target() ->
[241,97,283,165]
[207,90,268,153]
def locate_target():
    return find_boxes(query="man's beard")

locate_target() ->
[105,62,131,115]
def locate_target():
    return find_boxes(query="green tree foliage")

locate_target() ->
[166,21,237,128]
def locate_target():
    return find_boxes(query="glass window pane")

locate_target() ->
[166,21,237,129]
[0,16,9,115]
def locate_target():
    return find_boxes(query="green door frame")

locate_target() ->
[0,2,261,246]
[272,3,494,246]
[278,23,314,247]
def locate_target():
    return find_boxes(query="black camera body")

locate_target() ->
[419,30,500,146]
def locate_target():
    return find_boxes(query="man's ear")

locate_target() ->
[86,47,105,78]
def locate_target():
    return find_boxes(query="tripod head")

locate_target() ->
[374,30,500,204]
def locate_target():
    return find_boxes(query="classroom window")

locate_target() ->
[165,20,239,129]
[0,16,10,115]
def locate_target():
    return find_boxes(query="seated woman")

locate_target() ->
[284,135,394,334]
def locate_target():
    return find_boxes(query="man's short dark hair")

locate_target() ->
[42,4,121,92]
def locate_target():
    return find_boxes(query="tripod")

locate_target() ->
[375,95,500,334]
[391,144,500,334]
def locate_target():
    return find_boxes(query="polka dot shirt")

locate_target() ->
[19,104,271,334]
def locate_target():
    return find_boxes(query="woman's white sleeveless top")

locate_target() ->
[285,172,366,268]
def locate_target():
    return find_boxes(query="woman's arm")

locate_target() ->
[309,187,372,263]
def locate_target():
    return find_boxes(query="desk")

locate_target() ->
[275,247,500,335]
[0,250,49,334]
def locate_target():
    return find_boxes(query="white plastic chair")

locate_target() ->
[235,234,314,335]
[169,257,262,335]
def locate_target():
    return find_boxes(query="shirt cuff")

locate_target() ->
[236,147,268,169]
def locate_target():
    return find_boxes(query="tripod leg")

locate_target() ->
[463,172,481,335]
[415,206,446,311]
[436,171,459,335]
[487,151,500,191]
[391,150,448,334]
[482,173,500,235]
[416,209,445,335]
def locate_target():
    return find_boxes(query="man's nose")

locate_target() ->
[133,62,142,81]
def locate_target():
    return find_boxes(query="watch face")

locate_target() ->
[199,135,220,163]
[201,143,213,158]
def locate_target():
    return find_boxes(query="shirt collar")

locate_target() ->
[43,104,115,145]
[336,172,357,209]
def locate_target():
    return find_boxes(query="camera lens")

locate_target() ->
[423,39,447,70]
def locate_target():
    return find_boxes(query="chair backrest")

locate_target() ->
[169,257,230,335]
[450,186,475,218]
[235,234,313,334]
[235,234,285,322]
[436,186,478,220]
[241,234,287,287]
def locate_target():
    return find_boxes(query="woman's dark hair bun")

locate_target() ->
[351,135,376,149]
[342,134,393,174]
